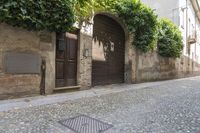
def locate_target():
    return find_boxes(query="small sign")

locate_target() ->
[5,53,41,74]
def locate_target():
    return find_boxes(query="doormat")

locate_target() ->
[58,114,113,133]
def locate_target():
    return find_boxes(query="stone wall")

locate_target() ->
[0,23,55,99]
[78,33,93,89]
[133,49,200,83]
[1,15,200,100]
[77,21,93,89]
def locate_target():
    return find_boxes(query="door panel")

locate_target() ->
[66,36,78,86]
[66,63,77,86]
[56,61,64,79]
[68,39,77,60]
[56,32,78,88]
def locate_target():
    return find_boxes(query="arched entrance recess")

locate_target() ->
[92,14,125,86]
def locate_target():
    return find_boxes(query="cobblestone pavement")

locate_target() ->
[1,77,200,133]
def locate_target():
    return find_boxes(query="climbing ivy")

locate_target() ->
[157,18,183,58]
[115,0,158,52]
[75,0,158,52]
[0,0,183,56]
[73,0,119,20]
[0,0,75,32]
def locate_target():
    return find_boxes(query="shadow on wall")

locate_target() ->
[92,14,125,85]
[92,14,125,63]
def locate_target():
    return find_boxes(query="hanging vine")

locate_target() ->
[0,0,183,56]
[0,0,75,32]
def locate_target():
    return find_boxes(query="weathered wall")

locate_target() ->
[78,32,93,89]
[0,23,55,99]
[77,21,93,89]
[132,49,200,83]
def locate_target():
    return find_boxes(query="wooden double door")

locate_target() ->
[56,32,78,88]
[92,14,125,86]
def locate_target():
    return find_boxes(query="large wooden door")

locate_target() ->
[56,32,78,88]
[92,14,125,86]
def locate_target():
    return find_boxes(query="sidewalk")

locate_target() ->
[0,76,199,112]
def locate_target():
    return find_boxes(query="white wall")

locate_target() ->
[141,0,180,25]
[184,0,200,63]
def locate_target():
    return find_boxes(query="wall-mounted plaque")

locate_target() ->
[5,53,41,74]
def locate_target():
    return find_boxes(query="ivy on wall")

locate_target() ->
[157,18,183,58]
[0,0,183,57]
[77,0,183,57]
[0,0,75,32]
[115,0,158,52]
[75,0,158,53]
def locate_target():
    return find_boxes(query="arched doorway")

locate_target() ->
[92,14,125,86]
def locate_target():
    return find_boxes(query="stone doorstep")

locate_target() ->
[54,85,81,91]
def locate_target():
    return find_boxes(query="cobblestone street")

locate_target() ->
[1,77,200,133]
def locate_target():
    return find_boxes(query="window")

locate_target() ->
[192,24,195,35]
[181,9,185,29]
[187,19,191,54]
[188,19,191,35]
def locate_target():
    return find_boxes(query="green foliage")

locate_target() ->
[157,18,183,58]
[0,0,75,32]
[73,0,93,20]
[75,0,158,52]
[73,0,120,20]
[115,0,158,52]
[0,0,183,56]
[92,0,121,12]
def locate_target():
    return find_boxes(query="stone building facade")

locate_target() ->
[0,12,200,99]
[141,0,200,70]
[0,23,56,99]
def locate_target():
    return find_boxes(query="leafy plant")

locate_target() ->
[0,0,183,56]
[73,0,120,20]
[75,0,158,52]
[115,0,158,52]
[0,0,75,32]
[73,0,93,20]
[157,18,183,58]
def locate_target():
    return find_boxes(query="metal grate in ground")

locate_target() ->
[58,114,113,133]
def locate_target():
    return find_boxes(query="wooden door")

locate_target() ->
[92,14,125,86]
[56,32,78,88]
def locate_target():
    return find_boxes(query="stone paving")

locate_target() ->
[0,77,200,133]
